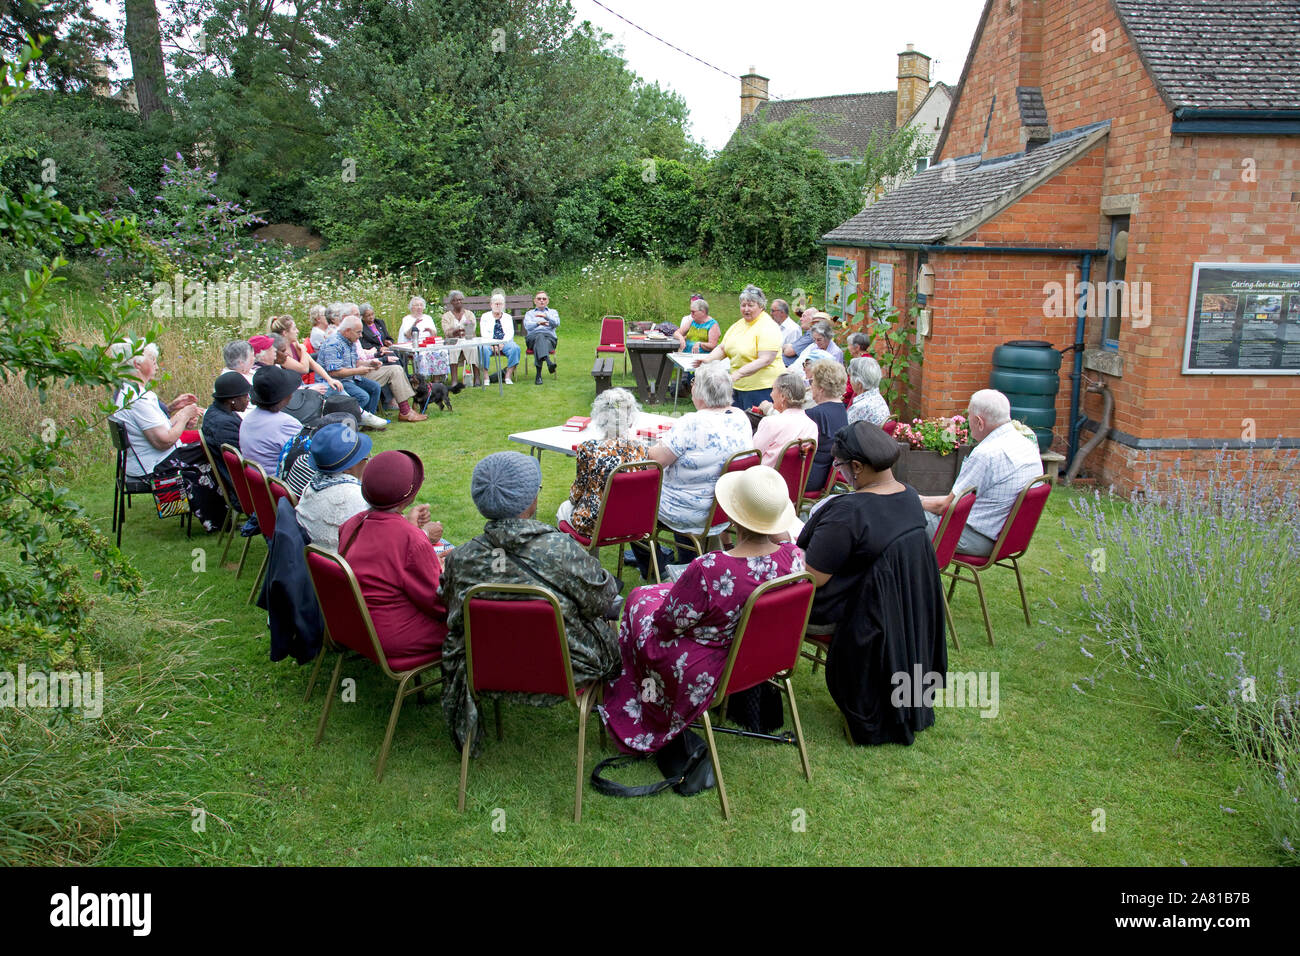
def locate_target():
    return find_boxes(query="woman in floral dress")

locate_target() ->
[556,388,647,538]
[397,295,450,382]
[600,466,804,755]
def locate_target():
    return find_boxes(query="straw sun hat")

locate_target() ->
[713,466,796,536]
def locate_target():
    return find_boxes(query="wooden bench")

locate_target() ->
[592,355,614,397]
[458,294,534,321]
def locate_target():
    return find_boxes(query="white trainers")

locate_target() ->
[361,411,388,429]
[505,377,514,385]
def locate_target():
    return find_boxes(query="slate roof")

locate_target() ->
[733,91,898,158]
[1112,0,1300,110]
[821,123,1109,247]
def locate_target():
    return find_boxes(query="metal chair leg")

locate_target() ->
[967,566,994,645]
[303,646,326,702]
[247,550,268,604]
[315,653,344,745]
[235,533,252,578]
[457,731,473,812]
[941,588,960,650]
[494,698,504,741]
[699,709,730,820]
[648,537,661,584]
[784,677,812,782]
[575,688,596,823]
[1011,558,1031,625]
[376,673,412,781]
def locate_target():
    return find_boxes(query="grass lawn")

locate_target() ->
[9,306,1282,865]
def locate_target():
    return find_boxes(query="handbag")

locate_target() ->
[151,472,190,518]
[590,728,716,798]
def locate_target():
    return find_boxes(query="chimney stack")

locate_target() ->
[740,66,769,120]
[896,44,931,128]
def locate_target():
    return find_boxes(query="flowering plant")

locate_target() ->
[893,415,970,455]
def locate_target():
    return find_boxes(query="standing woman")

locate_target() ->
[698,284,782,410]
[441,290,479,388]
[796,422,946,745]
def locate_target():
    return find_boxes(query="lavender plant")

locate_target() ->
[1067,447,1299,862]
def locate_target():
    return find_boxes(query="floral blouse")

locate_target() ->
[566,436,648,538]
[658,407,754,535]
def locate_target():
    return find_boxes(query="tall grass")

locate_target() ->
[1067,447,1300,862]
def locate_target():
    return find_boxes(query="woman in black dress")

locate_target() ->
[796,421,947,745]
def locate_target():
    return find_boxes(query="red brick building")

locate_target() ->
[822,0,1300,491]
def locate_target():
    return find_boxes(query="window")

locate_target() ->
[915,156,930,173]
[1101,216,1130,350]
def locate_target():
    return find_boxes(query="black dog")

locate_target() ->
[424,381,453,412]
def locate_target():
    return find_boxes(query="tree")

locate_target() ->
[123,0,169,121]
[0,36,144,672]
[0,0,113,92]
[841,123,932,206]
[702,114,858,268]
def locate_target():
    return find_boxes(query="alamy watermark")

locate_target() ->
[151,274,262,327]
[891,665,999,718]
[0,665,104,719]
[1042,273,1151,328]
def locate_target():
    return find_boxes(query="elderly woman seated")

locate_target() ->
[239,366,304,475]
[804,359,849,494]
[846,356,891,426]
[556,388,647,538]
[335,449,449,664]
[439,451,621,754]
[202,371,250,490]
[295,422,372,552]
[629,361,753,575]
[797,422,945,745]
[792,318,844,368]
[221,339,256,386]
[752,372,819,469]
[109,341,225,531]
[600,466,805,755]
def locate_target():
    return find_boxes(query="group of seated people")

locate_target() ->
[296,370,1041,758]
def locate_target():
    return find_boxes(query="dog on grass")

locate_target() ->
[424,381,453,412]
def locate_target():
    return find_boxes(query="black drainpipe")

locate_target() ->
[1067,253,1092,466]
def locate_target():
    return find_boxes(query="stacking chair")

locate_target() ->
[799,460,841,517]
[595,315,628,377]
[108,419,154,548]
[944,476,1052,645]
[693,571,816,820]
[929,489,977,650]
[774,438,818,509]
[458,583,602,822]
[198,430,242,556]
[241,460,279,604]
[656,449,762,559]
[219,444,257,575]
[305,544,443,781]
[558,460,663,583]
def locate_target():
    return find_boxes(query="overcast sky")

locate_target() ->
[569,0,985,151]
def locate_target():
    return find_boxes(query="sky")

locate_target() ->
[568,0,986,152]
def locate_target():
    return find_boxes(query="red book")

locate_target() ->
[562,416,591,432]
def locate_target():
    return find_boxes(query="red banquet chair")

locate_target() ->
[944,476,1052,646]
[929,489,977,650]
[241,460,279,605]
[220,444,258,577]
[799,459,841,517]
[559,460,663,583]
[694,571,816,820]
[305,544,443,781]
[881,419,898,436]
[198,430,240,550]
[458,583,602,823]
[595,315,628,377]
[774,438,818,509]
[656,448,762,558]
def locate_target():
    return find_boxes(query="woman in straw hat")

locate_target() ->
[599,465,805,756]
[796,421,946,746]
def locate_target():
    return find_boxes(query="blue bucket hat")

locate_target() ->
[310,422,372,473]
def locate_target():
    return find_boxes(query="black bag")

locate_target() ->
[590,728,716,798]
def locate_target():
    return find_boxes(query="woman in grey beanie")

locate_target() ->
[439,451,621,755]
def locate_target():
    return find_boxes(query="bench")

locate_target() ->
[458,294,534,321]
[592,355,614,397]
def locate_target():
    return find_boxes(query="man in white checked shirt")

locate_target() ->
[918,389,1042,556]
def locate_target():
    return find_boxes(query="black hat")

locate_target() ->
[251,365,300,407]
[213,371,252,401]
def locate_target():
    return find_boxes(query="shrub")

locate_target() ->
[1067,448,1300,862]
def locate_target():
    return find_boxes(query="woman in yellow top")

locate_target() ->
[698,284,783,410]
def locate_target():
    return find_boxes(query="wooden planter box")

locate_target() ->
[893,442,972,495]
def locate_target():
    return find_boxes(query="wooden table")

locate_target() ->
[509,412,678,460]
[626,335,681,405]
